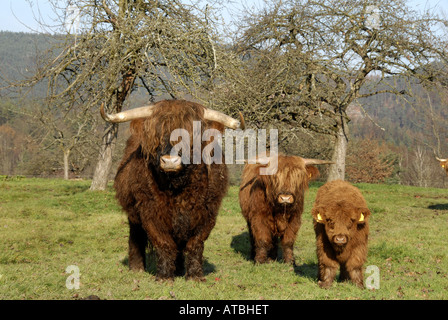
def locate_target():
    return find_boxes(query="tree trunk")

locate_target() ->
[89,65,136,191]
[90,122,119,191]
[63,149,70,180]
[327,122,349,182]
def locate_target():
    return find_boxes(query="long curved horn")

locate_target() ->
[303,158,334,165]
[100,103,155,123]
[101,103,244,129]
[203,109,244,129]
[436,157,448,162]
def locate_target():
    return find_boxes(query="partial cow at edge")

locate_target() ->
[311,180,371,289]
[239,153,332,265]
[102,99,243,281]
[436,157,448,175]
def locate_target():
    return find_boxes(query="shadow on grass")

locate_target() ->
[428,203,448,211]
[230,231,320,285]
[293,262,318,281]
[120,250,216,277]
[231,231,319,281]
[230,231,251,261]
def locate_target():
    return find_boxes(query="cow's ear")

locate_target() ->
[357,207,371,224]
[306,165,320,181]
[130,119,144,140]
[312,207,325,223]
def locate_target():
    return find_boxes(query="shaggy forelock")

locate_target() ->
[243,155,309,203]
[269,158,308,195]
[130,100,206,158]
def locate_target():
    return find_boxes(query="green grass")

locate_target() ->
[1,178,447,300]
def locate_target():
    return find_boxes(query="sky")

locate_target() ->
[1,0,448,33]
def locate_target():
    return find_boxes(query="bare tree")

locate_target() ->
[227,0,448,181]
[36,101,97,180]
[10,0,222,189]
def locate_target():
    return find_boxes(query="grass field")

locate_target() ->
[0,177,447,300]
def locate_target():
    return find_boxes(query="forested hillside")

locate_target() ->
[348,77,448,187]
[1,31,447,187]
[0,31,55,84]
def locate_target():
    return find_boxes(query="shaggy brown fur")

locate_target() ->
[239,154,319,264]
[114,99,228,281]
[311,180,371,288]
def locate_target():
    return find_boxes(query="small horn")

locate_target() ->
[100,103,155,123]
[303,158,334,165]
[203,109,243,129]
[238,111,246,130]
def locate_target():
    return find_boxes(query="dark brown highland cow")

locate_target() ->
[239,154,331,264]
[311,180,371,288]
[101,99,243,281]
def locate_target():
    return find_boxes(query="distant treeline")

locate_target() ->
[1,31,447,187]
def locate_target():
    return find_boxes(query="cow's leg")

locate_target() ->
[280,216,300,264]
[128,222,147,271]
[248,212,274,264]
[316,238,339,288]
[142,222,177,281]
[249,217,273,263]
[184,212,219,281]
[247,224,273,262]
[341,262,364,288]
[253,235,274,264]
[318,263,338,289]
[344,248,366,288]
[339,263,364,287]
[280,237,295,264]
[154,245,177,281]
[247,222,256,260]
[184,239,206,281]
[347,267,364,288]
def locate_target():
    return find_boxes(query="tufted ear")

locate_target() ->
[127,119,146,152]
[357,207,371,224]
[130,118,144,138]
[311,206,325,223]
[306,165,320,181]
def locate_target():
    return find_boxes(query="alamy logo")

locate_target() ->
[365,265,380,289]
[365,5,380,30]
[65,5,80,34]
[65,265,80,290]
[170,121,278,175]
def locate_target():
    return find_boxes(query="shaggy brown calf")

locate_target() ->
[311,180,371,288]
[239,154,329,264]
[102,99,243,281]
